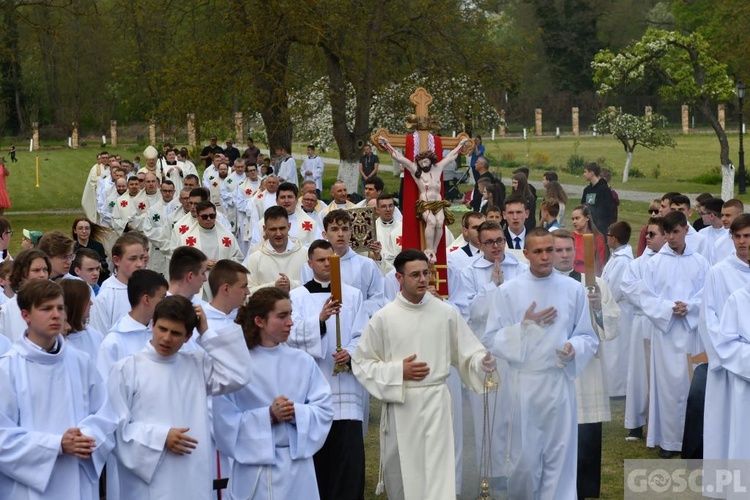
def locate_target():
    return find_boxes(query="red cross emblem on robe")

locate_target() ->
[212,182,218,187]
[301,221,313,231]
[257,193,263,198]
[138,202,146,211]
[185,236,197,247]
[396,236,403,247]
[449,246,459,252]
[245,188,253,196]
[179,224,189,235]
[222,237,232,247]
[120,200,128,207]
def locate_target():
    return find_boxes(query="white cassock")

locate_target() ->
[82,163,108,222]
[699,225,727,265]
[139,199,171,278]
[0,334,10,355]
[383,269,399,303]
[446,243,481,295]
[160,159,198,193]
[620,248,658,431]
[97,176,116,221]
[600,243,633,397]
[352,293,495,500]
[301,248,384,318]
[220,172,244,233]
[300,155,324,192]
[66,328,104,366]
[375,219,402,275]
[107,327,251,500]
[277,157,298,186]
[0,335,117,500]
[633,244,707,451]
[253,190,277,217]
[100,184,120,229]
[712,231,734,265]
[712,285,750,460]
[234,180,262,255]
[111,190,150,236]
[244,239,308,293]
[96,314,152,380]
[486,270,598,500]
[0,295,26,342]
[699,252,750,460]
[448,253,527,484]
[686,224,708,259]
[288,282,368,421]
[90,276,130,338]
[137,167,162,183]
[287,207,322,246]
[213,344,333,500]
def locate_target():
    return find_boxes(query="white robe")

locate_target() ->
[301,248,384,318]
[234,179,262,255]
[276,157,298,186]
[486,270,598,499]
[620,248,657,430]
[287,208,322,247]
[111,190,150,236]
[97,314,151,380]
[375,219,402,275]
[0,335,117,500]
[300,155,324,191]
[600,243,633,396]
[0,295,26,342]
[213,344,333,500]
[66,328,104,366]
[352,293,494,500]
[699,252,750,460]
[107,328,251,500]
[713,231,735,265]
[244,239,308,293]
[288,283,368,421]
[82,163,108,223]
[253,190,277,217]
[91,276,130,338]
[633,244,707,451]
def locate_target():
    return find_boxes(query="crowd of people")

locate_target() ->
[0,139,747,500]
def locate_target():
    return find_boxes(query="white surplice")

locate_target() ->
[0,335,117,500]
[66,328,104,366]
[287,207,322,247]
[699,252,750,460]
[300,155,324,191]
[600,243,633,396]
[633,244,707,451]
[244,239,308,293]
[90,276,130,339]
[111,190,150,236]
[352,293,494,500]
[485,270,598,500]
[0,295,26,342]
[107,328,251,500]
[213,344,333,500]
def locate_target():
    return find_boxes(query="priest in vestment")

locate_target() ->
[82,153,110,222]
[111,176,150,236]
[353,249,497,500]
[288,240,369,500]
[485,228,598,499]
[277,182,322,246]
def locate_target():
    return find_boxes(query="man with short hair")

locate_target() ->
[243,206,309,293]
[112,176,150,236]
[0,279,117,499]
[697,197,725,264]
[712,198,745,262]
[72,248,102,295]
[234,163,262,255]
[352,249,497,500]
[621,216,667,441]
[38,231,75,282]
[358,144,379,193]
[540,200,561,231]
[204,260,249,329]
[325,180,355,213]
[167,246,208,303]
[253,174,279,215]
[0,218,11,262]
[670,194,708,257]
[300,145,325,193]
[447,212,485,292]
[241,137,261,163]
[82,151,111,222]
[375,194,403,274]
[630,211,708,458]
[200,136,224,168]
[470,156,494,212]
[223,139,240,165]
[581,162,615,237]
[503,194,530,262]
[288,240,369,500]
[551,229,620,500]
[276,182,322,246]
[486,228,598,498]
[303,210,384,318]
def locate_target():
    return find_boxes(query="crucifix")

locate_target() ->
[371,87,474,296]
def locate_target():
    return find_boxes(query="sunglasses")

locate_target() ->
[199,213,217,220]
[645,231,658,238]
[648,210,659,215]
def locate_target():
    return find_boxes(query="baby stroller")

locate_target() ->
[444,165,472,202]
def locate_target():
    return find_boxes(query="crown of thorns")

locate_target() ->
[414,151,438,165]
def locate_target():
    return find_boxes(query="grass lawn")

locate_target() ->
[4,141,708,498]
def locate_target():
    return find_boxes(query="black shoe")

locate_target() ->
[626,427,643,441]
[659,448,679,459]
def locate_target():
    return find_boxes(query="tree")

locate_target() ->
[593,29,737,200]
[595,109,674,182]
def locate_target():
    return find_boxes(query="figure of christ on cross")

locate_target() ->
[379,135,469,263]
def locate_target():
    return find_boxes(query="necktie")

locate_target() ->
[514,237,521,250]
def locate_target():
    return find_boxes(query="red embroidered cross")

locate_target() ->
[302,221,313,231]
[245,189,253,196]
[179,225,189,234]
[138,202,146,211]
[186,236,197,246]
[120,200,128,207]
[222,237,232,247]
[396,236,403,247]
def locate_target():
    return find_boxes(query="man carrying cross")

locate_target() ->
[378,136,468,263]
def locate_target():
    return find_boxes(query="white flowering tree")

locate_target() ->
[289,78,354,152]
[595,109,675,182]
[593,29,737,199]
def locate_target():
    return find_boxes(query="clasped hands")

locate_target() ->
[672,301,688,317]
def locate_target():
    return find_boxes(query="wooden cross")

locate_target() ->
[370,87,475,297]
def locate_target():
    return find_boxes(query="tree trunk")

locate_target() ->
[622,150,633,183]
[696,99,734,200]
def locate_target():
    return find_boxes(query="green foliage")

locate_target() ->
[595,109,676,152]
[684,169,723,185]
[652,164,661,179]
[628,167,646,178]
[565,154,588,175]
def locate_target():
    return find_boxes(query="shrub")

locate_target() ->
[565,154,587,175]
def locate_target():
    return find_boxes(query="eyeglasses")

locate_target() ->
[648,210,659,215]
[482,238,506,247]
[199,213,217,220]
[56,254,74,261]
[606,233,614,237]
[404,270,431,279]
[3,230,12,236]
